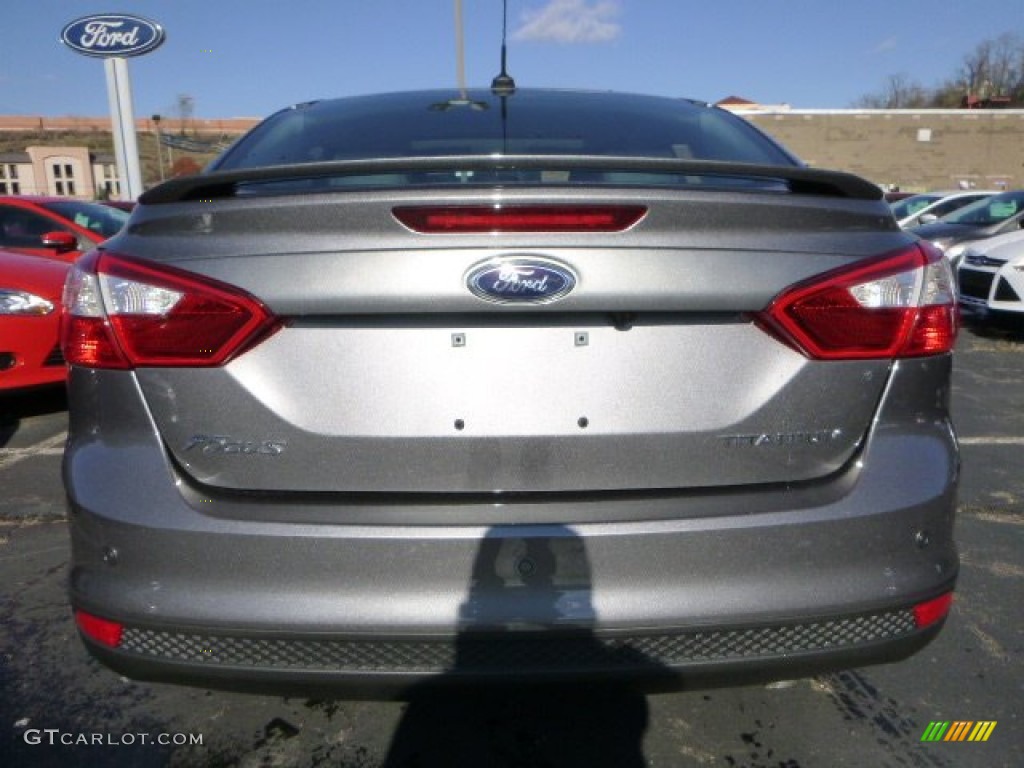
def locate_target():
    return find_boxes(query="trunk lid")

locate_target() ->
[118,188,904,494]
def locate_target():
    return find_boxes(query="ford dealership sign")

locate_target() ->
[60,14,165,58]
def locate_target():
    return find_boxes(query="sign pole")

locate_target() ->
[103,57,144,200]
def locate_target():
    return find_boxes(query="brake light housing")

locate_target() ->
[61,251,281,369]
[393,204,647,233]
[756,242,957,360]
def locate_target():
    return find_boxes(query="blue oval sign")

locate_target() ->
[60,15,165,58]
[466,257,577,305]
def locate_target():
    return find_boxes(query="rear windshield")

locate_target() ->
[212,89,797,187]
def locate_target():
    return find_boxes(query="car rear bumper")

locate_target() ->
[65,357,959,692]
[67,458,959,692]
[75,607,949,695]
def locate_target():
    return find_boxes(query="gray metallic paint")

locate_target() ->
[137,325,889,492]
[67,357,956,635]
[64,93,956,688]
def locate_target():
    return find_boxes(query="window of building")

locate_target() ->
[96,163,121,199]
[0,164,20,195]
[52,162,78,196]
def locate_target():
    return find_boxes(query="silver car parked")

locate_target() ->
[62,89,959,693]
[893,189,996,229]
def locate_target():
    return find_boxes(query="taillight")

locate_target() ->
[756,242,957,360]
[393,205,647,233]
[61,251,280,369]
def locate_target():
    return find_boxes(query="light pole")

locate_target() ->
[152,114,165,182]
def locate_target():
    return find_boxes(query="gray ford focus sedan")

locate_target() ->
[62,89,959,692]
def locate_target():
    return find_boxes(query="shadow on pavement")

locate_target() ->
[0,385,67,446]
[960,312,1024,342]
[383,527,663,767]
[0,385,66,428]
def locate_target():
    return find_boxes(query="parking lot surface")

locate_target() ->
[1,323,1021,767]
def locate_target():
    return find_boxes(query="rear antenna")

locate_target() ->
[454,0,468,99]
[491,0,516,95]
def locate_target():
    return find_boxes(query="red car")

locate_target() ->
[0,196,129,262]
[0,249,70,391]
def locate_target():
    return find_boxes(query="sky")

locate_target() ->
[1,0,1022,119]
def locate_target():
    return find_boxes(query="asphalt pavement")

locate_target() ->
[1,323,1021,767]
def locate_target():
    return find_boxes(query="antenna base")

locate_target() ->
[491,72,516,96]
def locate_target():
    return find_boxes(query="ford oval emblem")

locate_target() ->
[60,15,166,58]
[466,257,577,305]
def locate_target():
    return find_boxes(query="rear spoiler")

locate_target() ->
[139,155,882,205]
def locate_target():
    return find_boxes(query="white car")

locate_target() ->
[957,229,1024,323]
[895,190,996,229]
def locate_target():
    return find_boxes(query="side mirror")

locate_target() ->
[918,213,938,225]
[40,231,78,253]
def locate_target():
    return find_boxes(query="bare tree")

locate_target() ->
[957,33,1021,97]
[170,156,202,177]
[855,73,929,108]
[855,34,1024,108]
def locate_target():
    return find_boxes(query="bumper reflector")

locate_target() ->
[75,610,124,648]
[912,593,953,629]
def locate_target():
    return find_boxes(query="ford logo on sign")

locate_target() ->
[466,257,577,305]
[60,15,166,58]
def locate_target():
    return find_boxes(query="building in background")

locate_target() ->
[0,146,121,199]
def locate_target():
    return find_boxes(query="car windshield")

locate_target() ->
[940,191,1024,226]
[890,194,940,219]
[212,89,798,190]
[40,200,130,238]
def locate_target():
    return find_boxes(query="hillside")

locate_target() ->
[0,129,221,189]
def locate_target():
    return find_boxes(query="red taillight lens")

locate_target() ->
[74,610,123,647]
[913,592,954,629]
[756,242,957,360]
[61,251,280,368]
[393,205,647,233]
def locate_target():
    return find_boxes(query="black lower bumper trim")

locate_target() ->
[115,609,916,673]
[73,606,950,696]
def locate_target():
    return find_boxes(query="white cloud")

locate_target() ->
[871,36,898,54]
[513,0,621,44]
